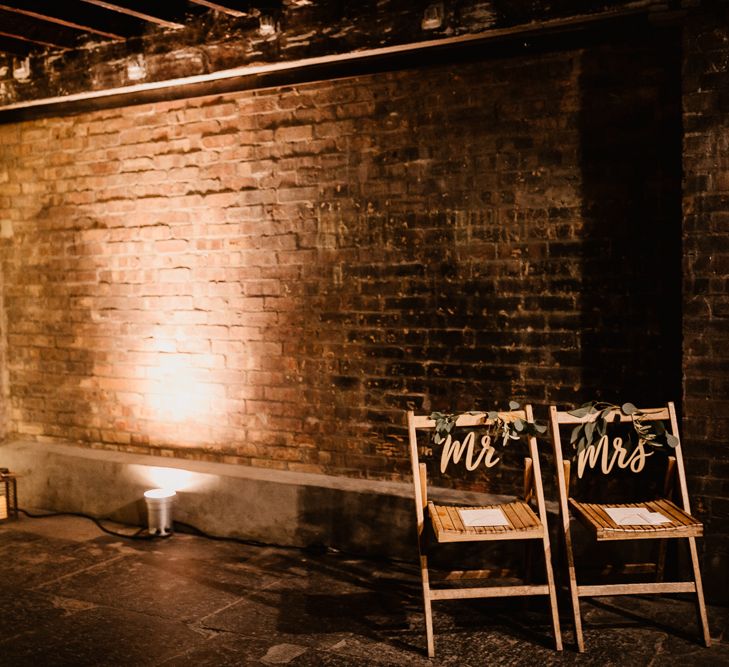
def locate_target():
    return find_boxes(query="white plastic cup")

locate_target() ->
[144,488,176,536]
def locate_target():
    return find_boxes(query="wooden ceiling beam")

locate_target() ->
[188,1,248,18]
[0,1,147,37]
[0,8,89,48]
[79,0,187,30]
[0,2,124,40]
[0,29,66,50]
[0,33,32,56]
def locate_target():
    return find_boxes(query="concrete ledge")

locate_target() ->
[0,439,529,560]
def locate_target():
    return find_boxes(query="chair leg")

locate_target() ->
[419,553,436,657]
[656,538,668,581]
[563,523,584,652]
[687,537,711,647]
[524,541,534,584]
[542,537,563,651]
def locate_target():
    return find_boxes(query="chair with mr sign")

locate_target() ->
[407,406,562,657]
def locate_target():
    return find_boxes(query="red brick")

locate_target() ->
[274,125,313,143]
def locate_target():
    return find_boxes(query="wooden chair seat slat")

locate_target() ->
[569,498,703,541]
[502,502,527,530]
[428,500,543,543]
[433,504,455,532]
[446,505,466,532]
[650,498,686,524]
[652,498,703,530]
[516,500,541,528]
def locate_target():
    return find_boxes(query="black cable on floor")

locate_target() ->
[17,507,320,551]
[17,508,158,540]
[172,519,297,550]
[173,520,413,564]
[16,507,413,566]
[173,520,412,565]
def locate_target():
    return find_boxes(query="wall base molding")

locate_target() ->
[0,439,519,560]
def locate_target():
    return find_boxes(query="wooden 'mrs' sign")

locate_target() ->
[440,431,500,474]
[576,435,653,479]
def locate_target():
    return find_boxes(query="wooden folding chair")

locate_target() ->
[549,402,711,651]
[408,407,562,658]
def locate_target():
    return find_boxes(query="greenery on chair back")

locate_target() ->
[429,401,547,448]
[567,401,679,457]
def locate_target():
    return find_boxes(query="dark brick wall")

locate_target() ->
[0,26,682,486]
[0,264,5,441]
[2,3,726,601]
[683,3,729,601]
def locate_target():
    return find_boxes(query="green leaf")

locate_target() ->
[514,418,524,432]
[568,406,591,418]
[434,433,443,444]
[569,424,583,445]
[584,420,595,443]
[444,420,454,433]
[666,433,680,448]
[576,436,586,454]
[535,423,547,434]
[508,400,520,410]
[487,411,498,420]
[622,402,637,415]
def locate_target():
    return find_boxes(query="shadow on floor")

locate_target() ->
[0,515,726,666]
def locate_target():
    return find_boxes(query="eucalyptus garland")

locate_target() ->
[567,401,679,456]
[429,401,547,449]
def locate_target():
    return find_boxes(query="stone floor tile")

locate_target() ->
[0,530,123,590]
[0,515,727,667]
[0,605,207,667]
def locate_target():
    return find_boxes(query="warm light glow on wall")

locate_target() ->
[132,464,214,493]
[149,354,206,422]
[142,331,217,425]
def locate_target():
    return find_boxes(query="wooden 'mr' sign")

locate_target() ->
[439,431,500,474]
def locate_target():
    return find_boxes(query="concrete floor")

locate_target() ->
[0,515,727,666]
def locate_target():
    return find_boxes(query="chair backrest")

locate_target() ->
[407,407,546,530]
[548,402,693,513]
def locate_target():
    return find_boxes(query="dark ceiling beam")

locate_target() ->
[0,2,124,40]
[0,10,665,125]
[0,8,89,48]
[79,0,187,30]
[0,1,148,38]
[188,0,247,18]
[0,33,32,56]
[0,29,64,50]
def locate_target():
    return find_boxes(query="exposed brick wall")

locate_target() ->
[0,260,6,441]
[683,4,729,601]
[0,28,682,488]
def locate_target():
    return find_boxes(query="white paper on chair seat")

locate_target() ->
[458,508,510,527]
[604,507,671,526]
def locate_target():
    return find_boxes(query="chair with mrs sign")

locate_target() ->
[548,401,710,651]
